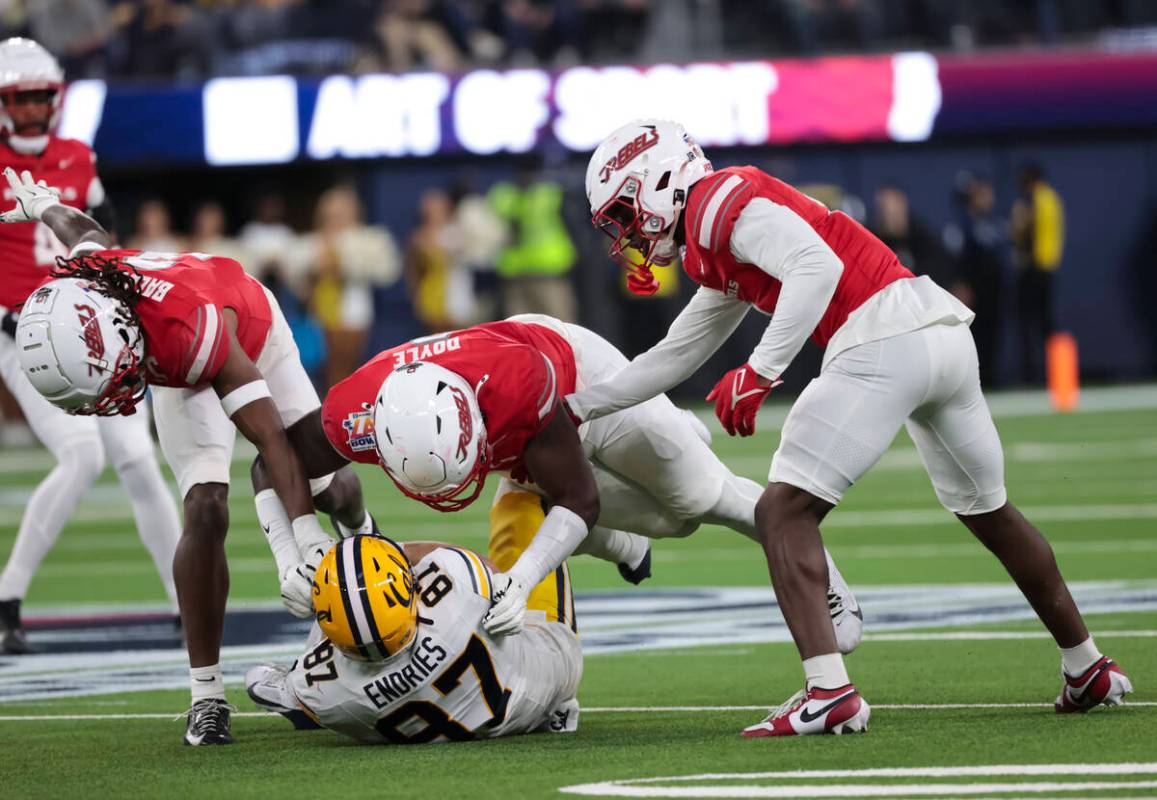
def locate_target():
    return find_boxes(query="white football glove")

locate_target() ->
[0,167,62,223]
[482,572,531,637]
[278,542,329,619]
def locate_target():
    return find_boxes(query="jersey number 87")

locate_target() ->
[374,635,511,744]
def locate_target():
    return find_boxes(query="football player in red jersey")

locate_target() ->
[287,315,863,648]
[0,38,181,656]
[1,169,376,747]
[568,119,1131,735]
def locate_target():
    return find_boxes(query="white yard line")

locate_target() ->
[3,702,1155,721]
[560,763,1157,798]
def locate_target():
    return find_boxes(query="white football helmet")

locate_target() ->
[0,38,64,137]
[15,278,146,416]
[374,361,489,512]
[585,118,712,295]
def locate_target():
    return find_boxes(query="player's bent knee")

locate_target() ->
[182,483,230,542]
[939,485,1008,519]
[176,458,231,501]
[59,437,105,486]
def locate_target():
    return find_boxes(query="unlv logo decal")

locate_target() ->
[74,303,108,376]
[449,386,473,462]
[598,127,660,184]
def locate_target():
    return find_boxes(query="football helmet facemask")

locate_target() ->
[586,118,712,295]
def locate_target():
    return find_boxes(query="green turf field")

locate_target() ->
[1,390,1155,798]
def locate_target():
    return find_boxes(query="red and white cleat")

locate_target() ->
[1055,656,1132,713]
[742,684,870,737]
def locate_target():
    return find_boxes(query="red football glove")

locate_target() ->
[706,364,777,437]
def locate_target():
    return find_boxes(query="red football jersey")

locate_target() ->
[322,321,578,476]
[64,249,273,388]
[682,166,914,347]
[0,137,102,308]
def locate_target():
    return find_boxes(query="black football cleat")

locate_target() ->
[617,546,652,586]
[0,598,33,655]
[183,698,235,746]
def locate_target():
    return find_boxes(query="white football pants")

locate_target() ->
[0,334,180,607]
[771,322,1007,514]
[505,314,762,541]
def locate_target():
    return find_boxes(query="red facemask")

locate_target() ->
[382,436,491,512]
[591,177,670,296]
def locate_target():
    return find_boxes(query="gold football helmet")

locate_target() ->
[313,535,418,660]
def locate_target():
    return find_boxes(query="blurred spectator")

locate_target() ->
[110,0,209,79]
[127,198,183,251]
[0,2,26,38]
[239,192,297,285]
[450,180,507,323]
[405,187,458,332]
[871,183,953,289]
[489,169,577,322]
[1011,162,1065,384]
[494,0,582,65]
[26,0,113,78]
[805,0,881,52]
[238,191,329,385]
[373,0,465,72]
[294,183,400,387]
[943,172,1007,386]
[187,200,251,266]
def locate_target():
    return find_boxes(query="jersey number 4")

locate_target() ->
[374,635,511,744]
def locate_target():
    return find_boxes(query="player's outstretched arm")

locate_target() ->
[0,168,112,250]
[566,285,749,423]
[483,406,596,636]
[213,328,331,557]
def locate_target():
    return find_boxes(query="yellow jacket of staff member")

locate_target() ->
[1031,182,1064,272]
[489,181,577,278]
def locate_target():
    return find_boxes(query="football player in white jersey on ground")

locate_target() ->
[567,119,1131,736]
[246,491,581,743]
[0,38,180,653]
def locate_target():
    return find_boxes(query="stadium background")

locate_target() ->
[1,0,1156,427]
[2,2,1157,797]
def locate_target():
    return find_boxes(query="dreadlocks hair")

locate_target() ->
[51,251,144,349]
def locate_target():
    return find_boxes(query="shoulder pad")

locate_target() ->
[686,169,754,254]
[438,547,493,602]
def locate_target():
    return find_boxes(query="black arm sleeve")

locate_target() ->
[89,198,117,240]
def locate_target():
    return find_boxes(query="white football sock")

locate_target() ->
[0,443,102,600]
[190,664,226,702]
[574,526,649,568]
[116,457,181,611]
[1060,636,1102,676]
[803,653,850,690]
[254,489,302,577]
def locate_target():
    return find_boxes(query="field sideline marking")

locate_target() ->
[2,702,1155,721]
[560,763,1157,798]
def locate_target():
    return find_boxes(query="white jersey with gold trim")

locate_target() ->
[288,546,582,744]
